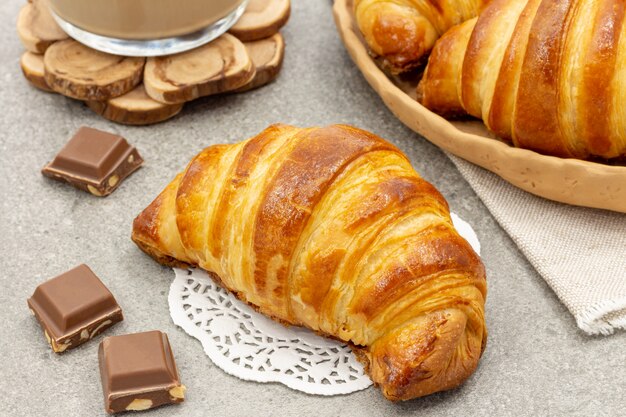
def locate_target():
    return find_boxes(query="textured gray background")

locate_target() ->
[1,1,625,416]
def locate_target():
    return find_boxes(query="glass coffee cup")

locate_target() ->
[48,0,248,56]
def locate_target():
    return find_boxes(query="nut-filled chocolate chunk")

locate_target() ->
[42,126,143,196]
[27,264,123,353]
[99,331,186,413]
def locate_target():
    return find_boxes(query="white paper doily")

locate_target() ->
[168,213,480,395]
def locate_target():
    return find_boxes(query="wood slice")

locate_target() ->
[44,40,145,101]
[144,33,255,104]
[235,33,285,92]
[229,0,290,42]
[17,0,68,53]
[20,52,53,92]
[86,85,184,125]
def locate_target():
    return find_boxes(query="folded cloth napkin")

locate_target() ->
[448,154,626,336]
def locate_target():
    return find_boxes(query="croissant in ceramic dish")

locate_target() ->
[419,0,626,159]
[354,0,488,73]
[131,124,487,400]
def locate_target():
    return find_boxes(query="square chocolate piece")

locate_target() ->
[99,331,186,413]
[42,126,143,196]
[28,264,124,353]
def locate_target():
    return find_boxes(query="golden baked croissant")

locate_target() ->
[131,124,487,400]
[419,0,626,159]
[354,0,488,73]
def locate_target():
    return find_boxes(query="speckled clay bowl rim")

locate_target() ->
[333,0,626,213]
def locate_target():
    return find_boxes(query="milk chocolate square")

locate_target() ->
[28,264,123,353]
[99,331,186,413]
[42,127,143,196]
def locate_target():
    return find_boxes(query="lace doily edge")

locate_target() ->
[168,270,373,396]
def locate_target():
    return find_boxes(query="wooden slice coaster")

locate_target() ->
[229,0,290,42]
[17,0,68,54]
[44,40,145,101]
[229,0,291,42]
[17,0,290,124]
[236,33,285,92]
[144,33,255,104]
[20,51,52,92]
[86,85,184,125]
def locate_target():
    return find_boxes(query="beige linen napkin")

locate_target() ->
[448,154,626,336]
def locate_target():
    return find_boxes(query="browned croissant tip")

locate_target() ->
[353,0,487,73]
[368,308,483,401]
[132,194,161,241]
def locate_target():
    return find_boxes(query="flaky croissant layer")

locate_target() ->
[132,124,487,400]
[420,0,626,159]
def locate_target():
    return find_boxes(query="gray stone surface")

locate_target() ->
[1,1,625,416]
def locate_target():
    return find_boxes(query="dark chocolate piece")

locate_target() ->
[42,126,143,196]
[27,264,123,353]
[99,330,186,413]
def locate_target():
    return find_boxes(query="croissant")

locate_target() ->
[419,0,626,159]
[354,0,488,73]
[131,124,487,400]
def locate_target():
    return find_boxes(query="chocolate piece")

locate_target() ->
[99,331,186,413]
[27,264,123,353]
[42,126,143,196]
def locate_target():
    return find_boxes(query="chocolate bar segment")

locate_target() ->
[42,126,143,196]
[99,331,186,413]
[27,264,123,353]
